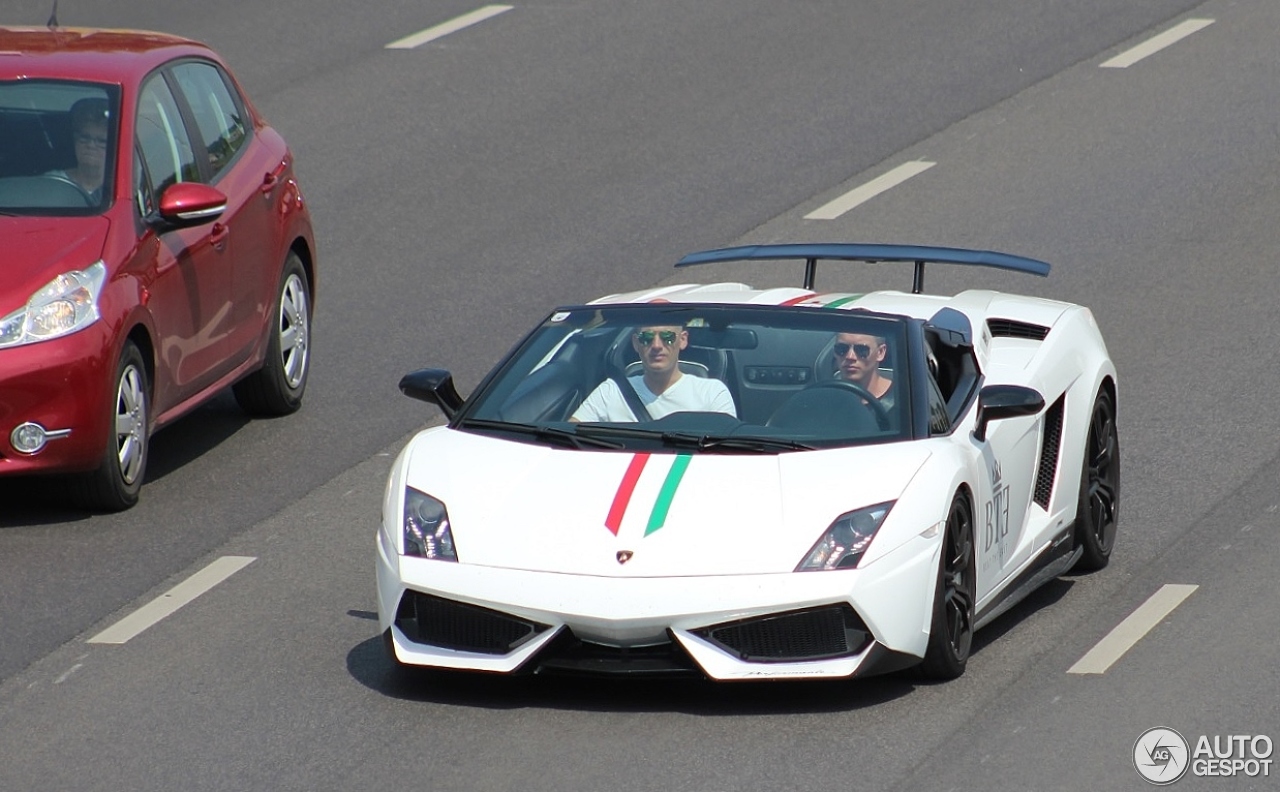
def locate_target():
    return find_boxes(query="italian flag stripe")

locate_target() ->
[645,454,693,535]
[823,294,863,308]
[604,453,650,535]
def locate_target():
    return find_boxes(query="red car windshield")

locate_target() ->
[0,80,120,215]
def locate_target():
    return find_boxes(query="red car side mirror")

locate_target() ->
[156,182,227,228]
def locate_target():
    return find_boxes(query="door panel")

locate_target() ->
[171,61,281,364]
[973,414,1040,600]
[135,72,231,405]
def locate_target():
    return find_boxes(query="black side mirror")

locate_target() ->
[973,384,1044,442]
[398,368,463,419]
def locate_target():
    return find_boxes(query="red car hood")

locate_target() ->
[2,214,111,312]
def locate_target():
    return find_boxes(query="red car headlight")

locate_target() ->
[0,260,105,348]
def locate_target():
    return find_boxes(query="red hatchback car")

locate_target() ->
[0,27,317,510]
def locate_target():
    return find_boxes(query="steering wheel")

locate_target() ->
[38,174,93,207]
[801,380,892,431]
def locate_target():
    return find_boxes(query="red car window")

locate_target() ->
[171,61,248,179]
[135,75,198,194]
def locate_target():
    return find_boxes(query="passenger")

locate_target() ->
[833,332,894,408]
[47,97,109,202]
[571,324,736,422]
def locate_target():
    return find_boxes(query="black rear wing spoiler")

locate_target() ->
[675,243,1050,293]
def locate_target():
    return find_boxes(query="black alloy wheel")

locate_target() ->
[1074,387,1120,571]
[920,492,976,680]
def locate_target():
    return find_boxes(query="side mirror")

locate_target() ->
[156,182,227,228]
[398,368,463,418]
[973,384,1044,442]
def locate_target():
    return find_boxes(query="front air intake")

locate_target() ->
[692,604,870,663]
[529,631,701,677]
[395,591,550,655]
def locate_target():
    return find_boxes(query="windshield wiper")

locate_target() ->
[545,424,815,453]
[457,419,624,450]
[658,432,816,453]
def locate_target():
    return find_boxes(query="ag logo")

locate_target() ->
[616,550,634,565]
[1134,727,1189,785]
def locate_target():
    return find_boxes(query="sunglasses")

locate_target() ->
[634,330,679,346]
[833,342,873,359]
[75,132,108,147]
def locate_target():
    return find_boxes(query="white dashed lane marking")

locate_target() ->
[804,160,935,220]
[87,556,256,645]
[1100,18,1215,68]
[1067,583,1198,674]
[386,5,514,50]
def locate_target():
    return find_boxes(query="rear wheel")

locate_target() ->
[233,252,311,416]
[1074,388,1120,571]
[919,492,976,680]
[70,341,149,511]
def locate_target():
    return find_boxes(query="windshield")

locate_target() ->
[0,80,120,215]
[459,303,912,452]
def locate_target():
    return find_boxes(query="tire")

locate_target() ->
[919,492,976,680]
[70,341,149,511]
[1073,387,1120,571]
[233,251,311,416]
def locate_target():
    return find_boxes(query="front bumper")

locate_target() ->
[375,525,940,681]
[0,324,114,476]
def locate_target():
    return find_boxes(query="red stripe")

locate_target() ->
[781,293,819,306]
[604,453,650,535]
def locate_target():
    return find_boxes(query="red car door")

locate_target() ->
[170,61,281,365]
[134,71,233,408]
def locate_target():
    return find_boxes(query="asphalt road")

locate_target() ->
[2,0,1278,790]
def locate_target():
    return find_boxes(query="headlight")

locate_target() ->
[796,501,895,571]
[403,488,458,561]
[0,261,106,348]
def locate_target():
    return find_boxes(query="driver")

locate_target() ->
[571,324,736,422]
[46,97,109,203]
[833,332,894,408]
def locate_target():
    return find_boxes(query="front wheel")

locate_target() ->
[919,491,976,680]
[233,251,311,416]
[70,341,149,511]
[1073,387,1120,571]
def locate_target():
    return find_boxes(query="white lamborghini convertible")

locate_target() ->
[376,244,1119,681]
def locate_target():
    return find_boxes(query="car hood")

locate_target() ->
[2,215,110,311]
[400,428,933,576]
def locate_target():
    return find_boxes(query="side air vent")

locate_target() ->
[988,318,1049,341]
[1033,394,1066,508]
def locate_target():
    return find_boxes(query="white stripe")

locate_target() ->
[1067,583,1198,674]
[804,161,935,220]
[54,663,84,684]
[386,5,513,50]
[1100,18,1214,69]
[87,556,256,645]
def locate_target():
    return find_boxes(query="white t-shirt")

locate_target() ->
[572,374,737,422]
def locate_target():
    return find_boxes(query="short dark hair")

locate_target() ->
[69,97,109,130]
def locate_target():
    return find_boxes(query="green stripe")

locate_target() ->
[645,454,692,536]
[823,294,863,308]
